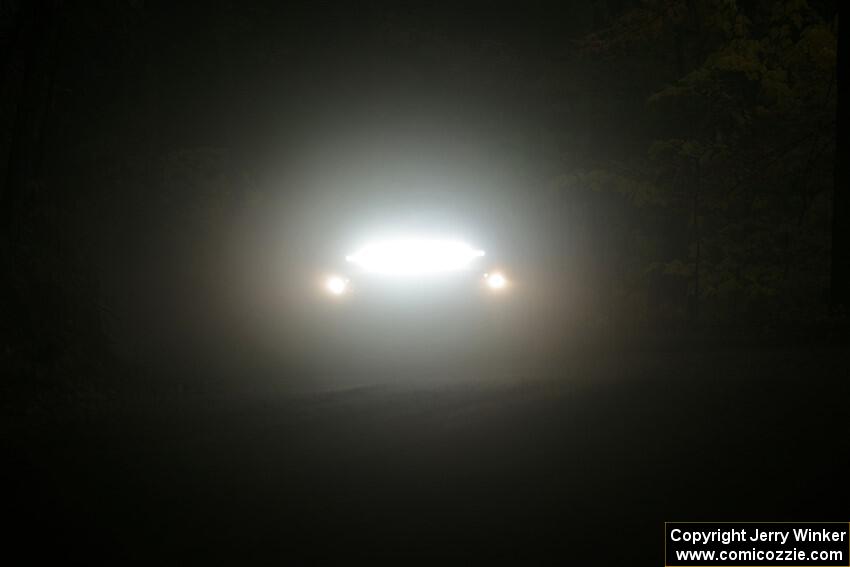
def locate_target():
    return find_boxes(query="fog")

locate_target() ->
[4,1,845,563]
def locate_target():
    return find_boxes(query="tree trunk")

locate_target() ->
[1,0,60,239]
[0,0,63,361]
[831,11,848,317]
[690,158,701,326]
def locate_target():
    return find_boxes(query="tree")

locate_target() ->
[1,0,61,236]
[830,6,847,318]
[572,0,837,330]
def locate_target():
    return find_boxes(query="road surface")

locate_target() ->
[7,345,849,564]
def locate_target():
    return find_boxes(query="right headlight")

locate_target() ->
[483,271,508,291]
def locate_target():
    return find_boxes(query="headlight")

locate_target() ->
[345,238,485,276]
[325,275,349,295]
[484,272,507,290]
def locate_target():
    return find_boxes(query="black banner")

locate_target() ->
[665,523,849,566]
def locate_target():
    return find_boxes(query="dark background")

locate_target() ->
[2,1,847,564]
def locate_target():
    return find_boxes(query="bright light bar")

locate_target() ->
[346,238,485,276]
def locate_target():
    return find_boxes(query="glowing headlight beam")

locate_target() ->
[325,275,349,295]
[484,272,507,290]
[346,239,485,276]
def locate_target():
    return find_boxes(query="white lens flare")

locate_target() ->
[484,272,507,290]
[325,275,349,295]
[346,239,485,276]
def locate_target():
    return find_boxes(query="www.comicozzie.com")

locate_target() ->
[665,523,850,566]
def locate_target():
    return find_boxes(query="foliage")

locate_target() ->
[569,0,836,328]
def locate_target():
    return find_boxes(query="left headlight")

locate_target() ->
[325,275,349,296]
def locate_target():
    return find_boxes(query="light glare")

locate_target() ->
[346,238,485,276]
[485,272,507,290]
[325,275,349,295]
